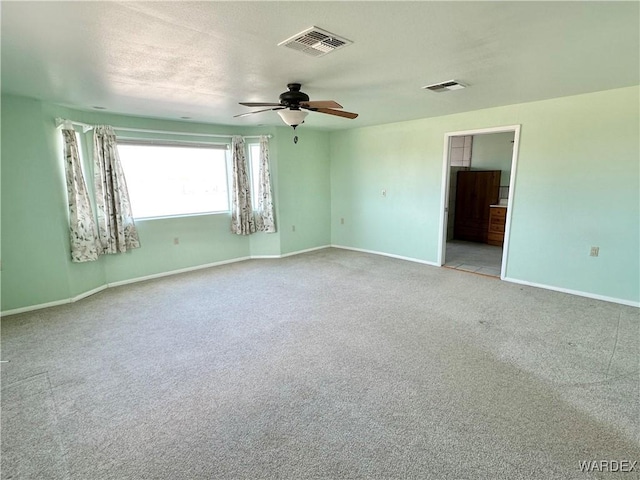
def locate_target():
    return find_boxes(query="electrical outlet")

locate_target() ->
[173,237,180,245]
[381,189,387,197]
[590,246,599,257]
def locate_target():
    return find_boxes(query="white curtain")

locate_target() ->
[255,135,276,233]
[62,127,100,262]
[230,135,256,235]
[93,125,141,254]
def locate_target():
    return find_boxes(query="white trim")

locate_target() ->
[54,118,272,140]
[113,126,271,140]
[251,245,331,259]
[0,247,332,317]
[442,125,522,138]
[281,245,331,258]
[106,257,251,288]
[437,134,452,266]
[4,247,636,316]
[0,258,251,317]
[134,211,230,222]
[1,285,111,316]
[332,244,440,267]
[117,138,230,150]
[438,124,522,279]
[55,117,93,133]
[333,245,638,307]
[1,299,72,317]
[71,285,108,303]
[503,277,639,308]
[500,125,521,279]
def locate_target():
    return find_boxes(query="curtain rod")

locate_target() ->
[55,117,94,133]
[112,126,271,139]
[54,118,272,139]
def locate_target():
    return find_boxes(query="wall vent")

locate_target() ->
[278,27,352,57]
[422,80,466,93]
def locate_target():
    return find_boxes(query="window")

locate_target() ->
[117,142,229,218]
[247,143,261,209]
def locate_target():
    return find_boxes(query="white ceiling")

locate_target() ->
[2,1,638,130]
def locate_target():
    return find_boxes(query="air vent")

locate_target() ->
[279,27,352,57]
[422,80,466,93]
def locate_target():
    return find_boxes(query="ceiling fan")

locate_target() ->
[235,83,358,129]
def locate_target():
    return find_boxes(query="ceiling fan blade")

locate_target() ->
[234,107,284,118]
[312,108,358,119]
[301,100,343,109]
[239,102,282,107]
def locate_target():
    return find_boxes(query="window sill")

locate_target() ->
[134,211,230,221]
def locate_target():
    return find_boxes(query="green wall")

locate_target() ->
[330,120,447,261]
[2,86,638,311]
[275,127,331,254]
[330,86,639,304]
[1,95,331,312]
[1,96,73,308]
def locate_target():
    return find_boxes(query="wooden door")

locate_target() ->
[453,170,500,243]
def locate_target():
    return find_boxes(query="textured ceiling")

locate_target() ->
[2,1,638,130]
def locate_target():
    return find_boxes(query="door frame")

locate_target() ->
[437,124,521,279]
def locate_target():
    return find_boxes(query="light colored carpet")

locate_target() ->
[2,248,638,479]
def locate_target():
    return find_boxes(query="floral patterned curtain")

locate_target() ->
[93,125,140,254]
[255,135,276,233]
[230,135,256,235]
[62,127,100,262]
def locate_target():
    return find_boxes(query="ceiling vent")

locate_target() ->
[422,80,466,93]
[278,27,352,57]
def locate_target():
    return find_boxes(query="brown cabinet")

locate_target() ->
[487,206,507,246]
[453,170,500,243]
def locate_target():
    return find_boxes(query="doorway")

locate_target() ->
[437,125,521,279]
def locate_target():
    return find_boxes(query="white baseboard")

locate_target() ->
[71,285,109,303]
[281,245,331,258]
[5,247,635,316]
[251,245,331,259]
[331,244,441,267]
[107,257,251,288]
[1,246,334,317]
[332,244,638,307]
[503,277,639,308]
[1,298,72,316]
[1,285,111,316]
[1,257,252,317]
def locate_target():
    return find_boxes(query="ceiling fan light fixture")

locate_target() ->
[277,109,308,127]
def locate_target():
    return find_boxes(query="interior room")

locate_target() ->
[444,130,515,277]
[1,2,638,479]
